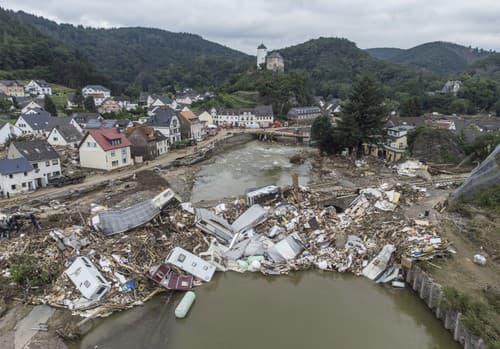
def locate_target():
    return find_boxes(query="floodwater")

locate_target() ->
[190,140,312,203]
[76,141,460,349]
[78,273,460,349]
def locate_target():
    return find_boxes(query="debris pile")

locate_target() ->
[0,182,453,321]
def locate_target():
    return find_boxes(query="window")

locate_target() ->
[177,254,186,262]
[110,150,116,156]
[22,182,26,188]
[111,160,119,167]
[53,137,58,141]
[192,262,197,267]
[11,184,16,190]
[83,280,91,288]
[52,159,58,165]
[33,163,38,169]
[45,160,50,166]
[53,171,60,176]
[9,174,13,179]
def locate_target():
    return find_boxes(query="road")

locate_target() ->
[0,130,232,207]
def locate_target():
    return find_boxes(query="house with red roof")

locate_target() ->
[79,128,132,171]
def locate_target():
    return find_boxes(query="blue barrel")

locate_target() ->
[175,291,196,318]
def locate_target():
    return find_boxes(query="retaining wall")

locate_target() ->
[405,266,486,349]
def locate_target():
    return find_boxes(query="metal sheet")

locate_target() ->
[231,204,267,234]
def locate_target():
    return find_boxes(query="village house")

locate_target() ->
[8,140,62,187]
[197,110,214,126]
[0,80,25,97]
[145,107,181,145]
[21,107,51,117]
[0,158,36,197]
[382,125,415,162]
[287,107,322,124]
[20,100,43,114]
[79,128,132,171]
[114,95,137,111]
[178,109,203,141]
[47,124,83,148]
[15,113,52,135]
[98,98,122,114]
[0,121,22,145]
[25,80,52,96]
[125,126,169,161]
[364,125,415,162]
[82,85,111,106]
[71,112,103,128]
[213,105,274,128]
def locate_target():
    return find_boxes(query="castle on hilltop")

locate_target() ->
[257,44,284,73]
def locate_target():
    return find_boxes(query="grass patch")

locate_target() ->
[442,287,500,347]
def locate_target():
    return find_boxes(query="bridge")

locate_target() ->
[236,127,311,143]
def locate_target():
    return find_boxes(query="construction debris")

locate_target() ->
[0,181,454,322]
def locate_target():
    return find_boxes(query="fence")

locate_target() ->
[405,266,486,349]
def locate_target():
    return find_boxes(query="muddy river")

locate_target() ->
[77,141,460,349]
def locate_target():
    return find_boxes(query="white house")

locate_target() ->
[47,124,83,148]
[65,256,110,300]
[25,80,52,96]
[20,100,43,114]
[145,108,181,145]
[197,110,214,126]
[213,105,274,128]
[79,128,133,171]
[15,113,52,135]
[82,85,111,106]
[8,140,62,187]
[0,122,22,145]
[0,157,36,197]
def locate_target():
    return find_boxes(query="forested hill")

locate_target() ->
[274,37,437,98]
[366,41,495,75]
[0,8,105,88]
[13,10,253,91]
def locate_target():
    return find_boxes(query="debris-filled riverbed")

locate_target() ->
[0,142,470,348]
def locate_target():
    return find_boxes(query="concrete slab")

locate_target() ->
[15,305,54,349]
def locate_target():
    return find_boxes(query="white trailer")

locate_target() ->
[166,247,216,282]
[65,256,110,300]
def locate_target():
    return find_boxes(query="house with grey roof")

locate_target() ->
[25,80,52,96]
[287,106,322,124]
[145,107,181,144]
[71,112,103,128]
[47,124,83,148]
[8,140,62,187]
[0,121,22,145]
[15,113,52,135]
[0,157,36,197]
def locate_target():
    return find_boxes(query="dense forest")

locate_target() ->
[366,41,495,75]
[0,8,105,88]
[12,10,253,92]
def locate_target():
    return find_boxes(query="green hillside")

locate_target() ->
[0,8,105,88]
[367,41,494,75]
[13,10,253,91]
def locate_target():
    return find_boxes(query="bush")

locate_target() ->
[9,255,49,288]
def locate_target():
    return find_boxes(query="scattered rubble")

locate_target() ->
[0,179,455,329]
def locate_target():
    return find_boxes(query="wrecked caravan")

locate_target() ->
[362,244,396,280]
[92,188,176,235]
[245,185,281,206]
[267,233,305,263]
[195,208,234,244]
[231,204,267,235]
[146,263,193,291]
[65,256,111,300]
[166,247,216,282]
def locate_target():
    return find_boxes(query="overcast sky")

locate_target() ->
[3,0,500,54]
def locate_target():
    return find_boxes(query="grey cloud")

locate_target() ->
[3,0,500,53]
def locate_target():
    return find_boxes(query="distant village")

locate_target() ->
[0,44,499,198]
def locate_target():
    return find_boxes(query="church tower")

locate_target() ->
[257,43,267,69]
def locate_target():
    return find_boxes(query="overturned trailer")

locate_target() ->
[245,185,281,206]
[91,189,176,235]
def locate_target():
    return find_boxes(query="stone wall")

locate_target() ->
[405,266,486,349]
